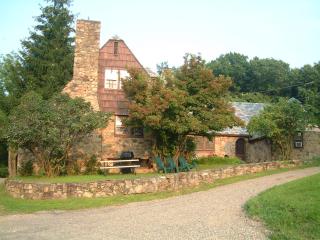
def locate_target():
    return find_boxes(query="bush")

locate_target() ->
[18,160,34,176]
[84,155,101,175]
[0,167,8,178]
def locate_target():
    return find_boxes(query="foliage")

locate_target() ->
[19,0,75,99]
[292,62,320,125]
[84,155,101,175]
[0,109,7,140]
[6,91,110,177]
[0,167,8,178]
[182,137,197,160]
[123,54,243,159]
[207,52,251,92]
[229,92,273,103]
[248,57,291,96]
[245,172,320,240]
[247,99,309,160]
[18,160,34,176]
[0,0,74,119]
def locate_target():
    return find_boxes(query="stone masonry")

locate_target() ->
[5,160,308,200]
[63,20,101,111]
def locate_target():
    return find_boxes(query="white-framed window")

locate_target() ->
[105,69,119,89]
[105,69,130,90]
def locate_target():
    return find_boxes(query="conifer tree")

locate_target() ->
[19,0,74,98]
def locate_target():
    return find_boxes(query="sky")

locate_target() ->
[0,0,320,71]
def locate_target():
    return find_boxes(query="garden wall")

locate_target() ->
[4,160,309,200]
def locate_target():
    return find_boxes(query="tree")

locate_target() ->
[6,92,110,177]
[123,54,243,160]
[292,63,320,125]
[0,0,74,102]
[248,57,291,96]
[207,52,250,92]
[247,98,309,160]
[20,0,74,98]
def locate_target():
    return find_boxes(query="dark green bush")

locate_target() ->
[0,167,8,178]
[18,160,34,176]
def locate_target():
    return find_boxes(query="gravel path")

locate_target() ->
[0,167,319,240]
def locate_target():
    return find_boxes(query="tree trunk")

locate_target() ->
[8,146,18,177]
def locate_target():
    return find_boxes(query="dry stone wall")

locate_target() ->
[5,160,308,200]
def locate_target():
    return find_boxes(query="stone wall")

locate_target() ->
[246,138,272,163]
[291,130,320,160]
[5,160,307,200]
[100,116,153,160]
[63,20,101,111]
[214,136,240,157]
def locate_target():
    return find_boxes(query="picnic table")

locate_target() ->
[100,158,141,173]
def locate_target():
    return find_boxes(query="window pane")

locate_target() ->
[105,69,118,80]
[115,116,128,135]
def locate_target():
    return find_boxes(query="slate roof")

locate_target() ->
[218,102,265,136]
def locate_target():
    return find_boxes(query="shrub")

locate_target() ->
[18,160,34,176]
[84,155,101,175]
[0,167,8,178]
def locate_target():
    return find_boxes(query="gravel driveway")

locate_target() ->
[0,167,319,240]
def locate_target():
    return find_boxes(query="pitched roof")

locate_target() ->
[218,102,265,136]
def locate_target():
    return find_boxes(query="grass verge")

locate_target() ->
[245,172,320,240]
[0,163,316,216]
[12,172,162,183]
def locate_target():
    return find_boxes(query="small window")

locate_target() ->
[105,69,119,89]
[115,116,128,135]
[131,127,144,137]
[114,41,119,55]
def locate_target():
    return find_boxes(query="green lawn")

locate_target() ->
[12,172,162,183]
[0,166,311,215]
[11,157,242,183]
[245,172,320,240]
[194,156,243,170]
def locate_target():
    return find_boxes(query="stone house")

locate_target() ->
[9,19,320,176]
[63,19,320,164]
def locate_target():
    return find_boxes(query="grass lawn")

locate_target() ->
[0,165,313,215]
[245,172,320,240]
[10,157,243,183]
[12,172,161,183]
[194,156,243,170]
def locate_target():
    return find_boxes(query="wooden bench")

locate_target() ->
[100,159,141,173]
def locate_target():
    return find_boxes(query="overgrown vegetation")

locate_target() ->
[123,54,243,161]
[0,167,8,178]
[18,160,34,177]
[247,98,309,160]
[0,0,76,176]
[6,92,110,177]
[245,159,320,240]
[207,52,320,125]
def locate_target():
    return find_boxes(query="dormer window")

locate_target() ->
[114,41,119,55]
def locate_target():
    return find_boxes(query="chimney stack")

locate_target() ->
[64,19,101,111]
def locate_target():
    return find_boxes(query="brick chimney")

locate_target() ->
[64,20,101,111]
